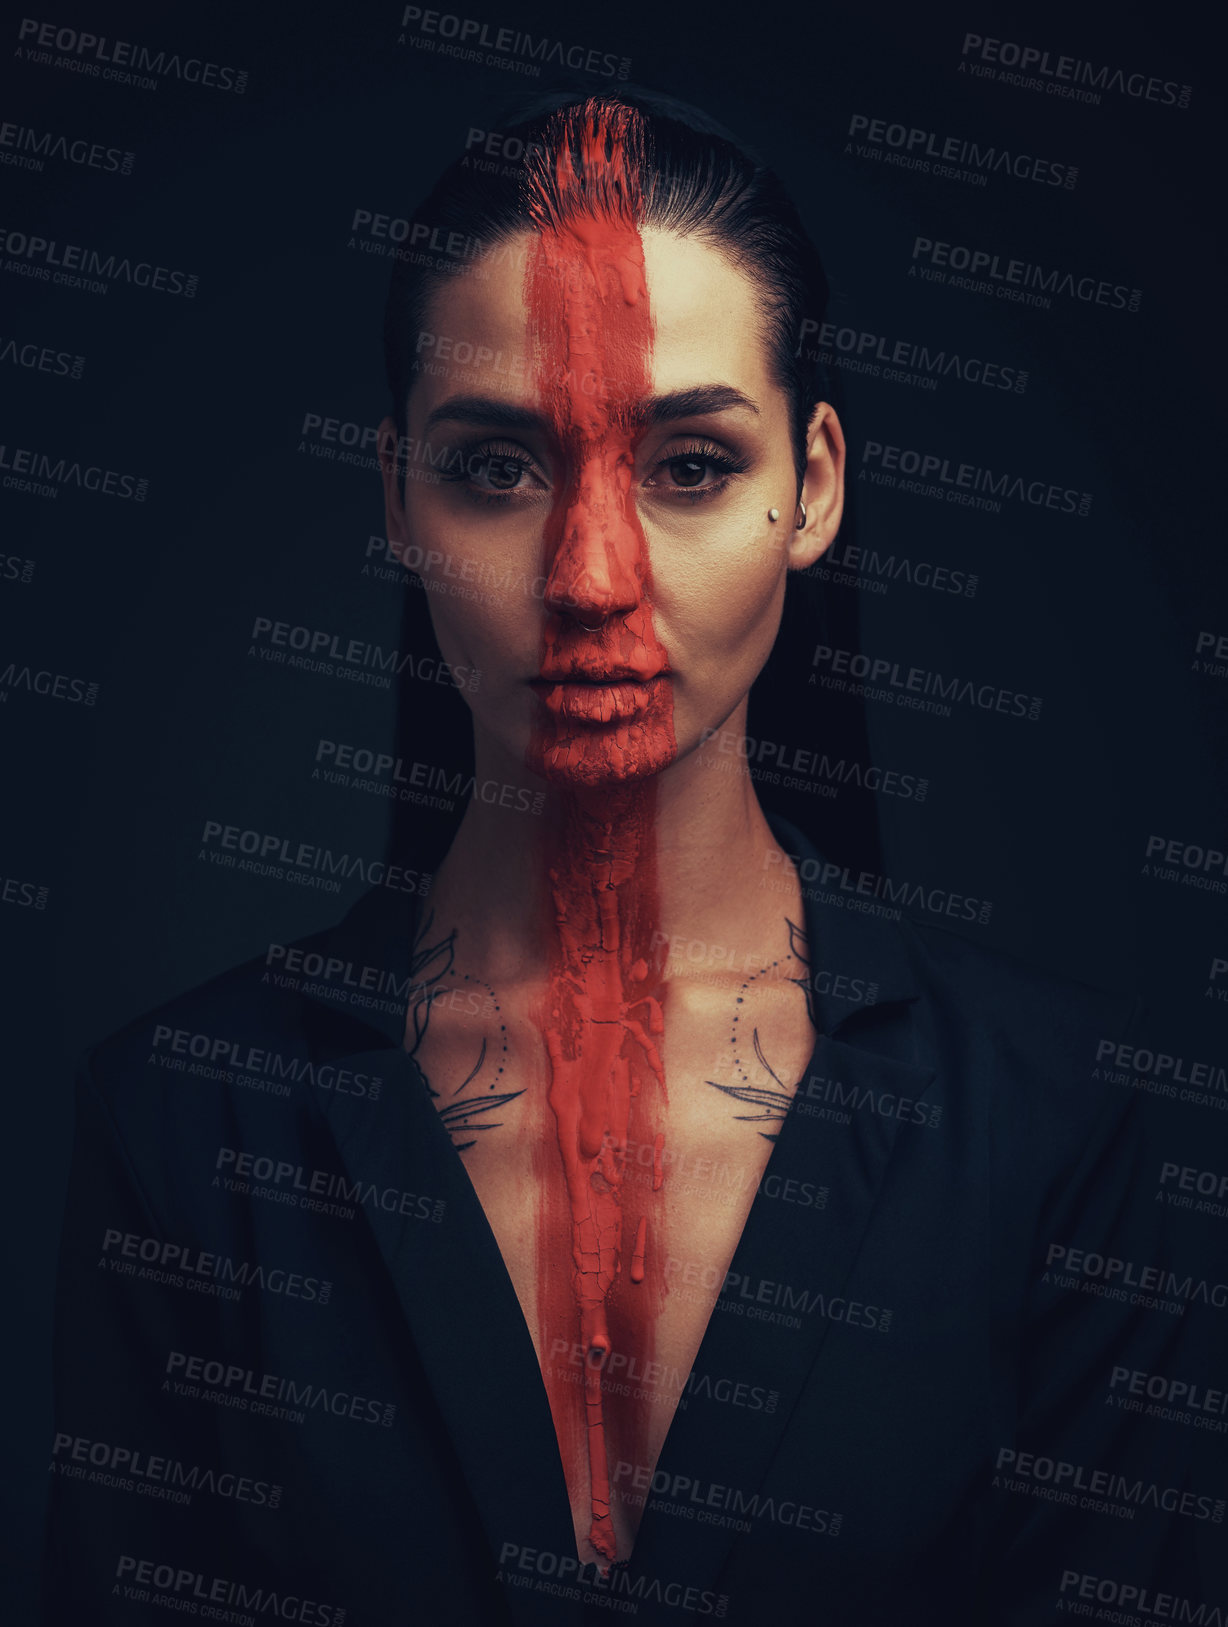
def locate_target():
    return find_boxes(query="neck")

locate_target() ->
[425,702,797,980]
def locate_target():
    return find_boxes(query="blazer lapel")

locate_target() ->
[626,1027,937,1598]
[318,1041,584,1625]
[624,814,935,1599]
[295,892,585,1624]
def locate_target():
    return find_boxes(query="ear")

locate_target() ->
[377,414,410,556]
[786,401,845,572]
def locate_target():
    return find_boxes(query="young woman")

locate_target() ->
[44,90,1208,1627]
[381,89,846,1574]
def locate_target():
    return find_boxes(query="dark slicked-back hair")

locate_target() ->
[384,88,831,481]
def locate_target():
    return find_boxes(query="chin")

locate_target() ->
[527,724,677,790]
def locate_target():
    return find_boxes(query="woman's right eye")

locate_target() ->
[473,454,533,492]
[441,441,550,503]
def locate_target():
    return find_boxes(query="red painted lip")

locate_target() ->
[530,670,665,686]
[530,673,668,724]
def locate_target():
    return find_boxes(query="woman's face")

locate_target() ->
[380,226,844,788]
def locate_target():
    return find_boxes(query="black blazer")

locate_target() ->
[42,819,1224,1625]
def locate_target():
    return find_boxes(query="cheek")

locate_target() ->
[651,513,789,672]
[418,573,545,722]
[426,598,508,680]
[404,502,546,680]
[697,569,785,682]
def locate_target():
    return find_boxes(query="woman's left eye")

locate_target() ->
[664,456,712,488]
[643,443,746,498]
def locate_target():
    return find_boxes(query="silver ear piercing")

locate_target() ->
[770,503,807,527]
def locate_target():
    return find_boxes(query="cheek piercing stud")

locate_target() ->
[768,508,780,522]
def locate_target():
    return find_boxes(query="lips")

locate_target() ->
[535,664,662,684]
[529,672,669,725]
[536,641,666,682]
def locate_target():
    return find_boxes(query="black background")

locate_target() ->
[3,2,1223,1618]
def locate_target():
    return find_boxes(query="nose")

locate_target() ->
[543,445,645,627]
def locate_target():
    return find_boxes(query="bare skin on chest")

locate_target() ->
[409,929,816,1565]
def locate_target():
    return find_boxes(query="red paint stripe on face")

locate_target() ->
[524,104,675,1567]
[525,105,674,791]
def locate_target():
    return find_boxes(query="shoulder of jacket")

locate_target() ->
[900,913,1138,1047]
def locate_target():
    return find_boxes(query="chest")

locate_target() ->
[409,968,817,1562]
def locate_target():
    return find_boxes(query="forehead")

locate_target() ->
[417,227,774,408]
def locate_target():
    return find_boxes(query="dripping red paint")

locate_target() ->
[524,104,676,1566]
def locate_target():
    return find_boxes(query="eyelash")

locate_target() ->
[437,437,750,506]
[436,440,544,506]
[647,439,750,503]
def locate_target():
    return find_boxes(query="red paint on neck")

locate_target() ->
[523,106,676,1567]
[630,1214,648,1284]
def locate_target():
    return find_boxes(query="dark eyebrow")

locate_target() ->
[634,386,760,426]
[423,397,550,435]
[423,384,760,438]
